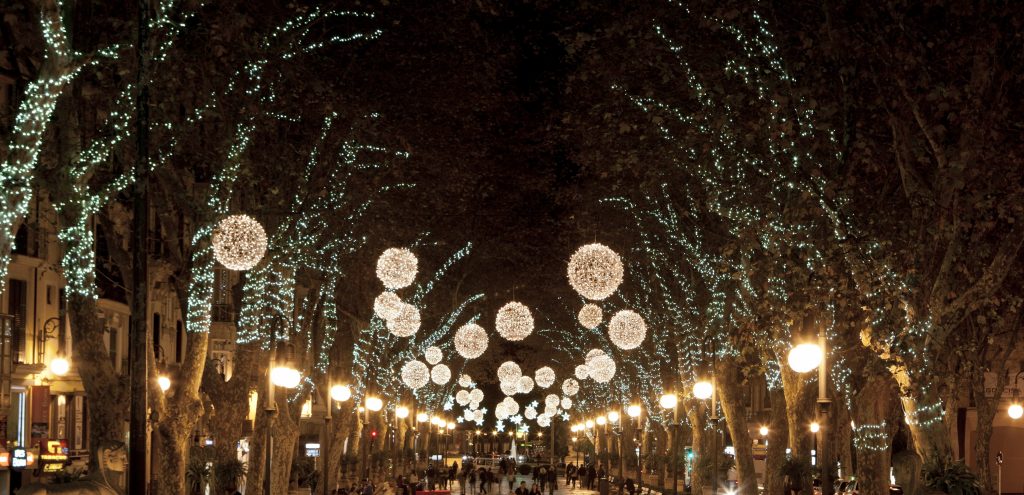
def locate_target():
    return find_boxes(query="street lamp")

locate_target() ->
[265,343,300,495]
[660,393,680,495]
[331,384,352,402]
[627,404,642,493]
[693,380,713,400]
[1009,403,1024,420]
[322,381,351,495]
[49,356,70,377]
[759,426,769,437]
[158,376,171,392]
[788,331,833,495]
[788,343,823,373]
[395,406,409,476]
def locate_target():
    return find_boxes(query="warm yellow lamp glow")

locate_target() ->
[49,357,70,377]
[627,404,641,418]
[1008,403,1023,420]
[158,376,171,392]
[759,426,768,437]
[330,384,352,402]
[585,420,595,429]
[607,411,620,423]
[396,406,410,419]
[810,422,821,433]
[417,412,429,423]
[693,380,713,400]
[365,396,383,412]
[659,393,678,409]
[787,343,824,373]
[596,416,607,426]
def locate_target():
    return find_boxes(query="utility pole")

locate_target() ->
[128,0,151,492]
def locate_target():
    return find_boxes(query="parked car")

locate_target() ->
[835,479,903,495]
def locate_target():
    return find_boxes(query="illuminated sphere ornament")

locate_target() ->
[693,380,713,400]
[545,394,561,409]
[608,309,647,350]
[574,365,590,380]
[501,397,520,415]
[567,243,624,300]
[456,390,471,406]
[498,361,523,383]
[544,404,558,416]
[525,406,538,420]
[387,303,421,337]
[1009,403,1023,420]
[374,292,404,320]
[431,364,452,385]
[425,346,443,365]
[578,304,603,329]
[458,374,473,388]
[588,356,616,383]
[514,376,532,394]
[495,404,510,420]
[537,414,551,427]
[788,343,824,373]
[376,248,418,289]
[454,323,488,359]
[469,389,484,403]
[500,380,519,396]
[535,367,556,388]
[560,397,573,410]
[212,214,267,271]
[562,378,580,396]
[401,360,430,389]
[474,409,484,421]
[495,302,534,341]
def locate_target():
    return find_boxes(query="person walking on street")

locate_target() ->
[545,466,556,495]
[588,465,597,490]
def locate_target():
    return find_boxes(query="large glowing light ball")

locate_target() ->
[474,409,484,422]
[431,364,452,385]
[376,248,418,289]
[608,309,646,350]
[271,365,301,389]
[537,414,552,427]
[456,390,471,406]
[1009,403,1024,420]
[212,214,267,271]
[535,367,556,388]
[574,365,590,380]
[544,404,558,416]
[401,360,430,389]
[545,394,561,409]
[373,291,404,320]
[458,374,474,388]
[501,397,520,415]
[330,384,352,402]
[387,303,420,337]
[693,380,713,400]
[562,378,580,396]
[454,323,488,359]
[517,376,535,394]
[787,343,824,373]
[500,380,519,396]
[469,388,484,403]
[659,393,678,409]
[495,403,510,420]
[586,352,616,383]
[497,361,523,383]
[578,304,603,329]
[425,346,443,365]
[567,243,624,300]
[495,302,534,341]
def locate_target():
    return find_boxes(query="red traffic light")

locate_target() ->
[371,430,378,438]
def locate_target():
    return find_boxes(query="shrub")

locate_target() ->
[923,456,981,495]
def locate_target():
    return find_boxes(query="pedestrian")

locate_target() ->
[538,465,547,492]
[469,468,478,495]
[587,465,597,490]
[529,482,542,495]
[545,466,556,495]
[515,481,529,495]
[580,464,588,490]
[479,468,488,494]
[507,470,515,493]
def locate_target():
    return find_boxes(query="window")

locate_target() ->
[7,279,27,363]
[175,321,184,363]
[108,326,118,370]
[13,225,28,255]
[153,313,162,361]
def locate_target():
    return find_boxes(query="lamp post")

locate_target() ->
[596,415,608,469]
[322,383,351,495]
[395,406,410,477]
[266,342,301,495]
[788,334,831,495]
[627,404,642,493]
[416,412,429,471]
[660,393,679,495]
[364,395,384,479]
[609,410,623,481]
[693,379,715,494]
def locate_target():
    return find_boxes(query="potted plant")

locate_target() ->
[922,456,981,495]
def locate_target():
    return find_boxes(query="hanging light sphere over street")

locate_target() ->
[567,243,625,300]
[376,248,418,289]
[502,396,520,415]
[495,301,534,341]
[693,380,713,400]
[458,374,473,388]
[525,406,538,420]
[425,346,443,365]
[535,367,556,388]
[578,304,603,329]
[373,291,404,320]
[561,397,573,410]
[431,364,452,385]
[49,357,70,377]
[366,396,383,412]
[387,303,420,337]
[788,343,824,373]
[454,323,488,359]
[212,214,267,271]
[537,414,551,427]
[587,353,616,383]
[659,393,678,409]
[330,384,352,402]
[401,360,430,389]
[517,376,535,394]
[469,389,484,403]
[608,309,647,350]
[562,378,580,396]
[497,361,523,383]
[271,365,301,389]
[575,364,590,380]
[545,394,560,409]
[500,380,519,396]
[474,410,484,422]
[456,390,471,406]
[627,404,642,418]
[1009,403,1023,420]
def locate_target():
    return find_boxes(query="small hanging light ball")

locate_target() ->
[376,248,418,289]
[560,396,573,410]
[454,323,488,359]
[474,409,484,422]
[373,291,404,320]
[387,303,420,337]
[495,301,534,341]
[567,243,624,300]
[458,374,474,388]
[212,214,268,271]
[431,364,452,385]
[574,364,590,380]
[525,406,538,420]
[425,346,443,365]
[578,303,603,329]
[500,380,519,396]
[562,378,580,396]
[537,414,552,427]
[469,388,484,403]
[501,396,520,415]
[534,367,556,389]
[401,360,430,389]
[517,376,535,394]
[608,309,647,350]
[456,390,471,406]
[497,361,523,383]
[545,394,561,409]
[588,354,616,383]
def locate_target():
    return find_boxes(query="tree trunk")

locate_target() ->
[153,330,209,495]
[204,345,259,493]
[972,368,1006,495]
[781,366,816,495]
[851,376,894,495]
[765,387,789,495]
[891,365,953,464]
[686,400,706,495]
[68,294,128,469]
[272,409,300,494]
[834,399,854,480]
[717,360,757,495]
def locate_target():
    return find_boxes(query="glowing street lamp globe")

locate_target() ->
[365,396,384,412]
[158,376,171,392]
[1009,403,1024,420]
[396,406,410,419]
[607,411,620,423]
[759,426,769,437]
[810,422,821,433]
[626,404,642,418]
[417,413,429,423]
[330,384,352,402]
[49,356,70,377]
[788,343,824,373]
[596,416,607,426]
[693,380,713,400]
[271,365,301,389]
[585,420,594,429]
[659,393,678,409]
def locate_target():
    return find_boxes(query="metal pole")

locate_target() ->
[711,377,719,495]
[264,345,277,495]
[636,414,642,494]
[818,332,833,495]
[323,397,332,495]
[129,0,151,492]
[550,417,556,467]
[671,406,679,495]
